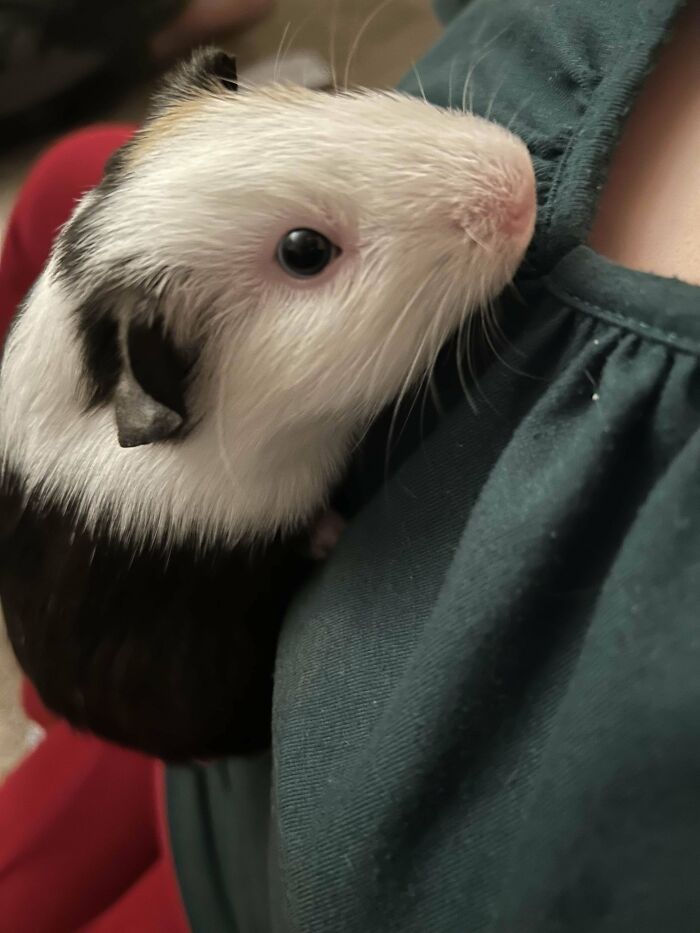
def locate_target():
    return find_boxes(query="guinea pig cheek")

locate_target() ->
[257,221,355,290]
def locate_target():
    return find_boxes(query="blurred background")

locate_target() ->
[0,0,441,777]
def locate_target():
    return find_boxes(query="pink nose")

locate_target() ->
[498,173,537,236]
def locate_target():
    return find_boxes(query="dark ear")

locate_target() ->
[151,47,238,116]
[186,47,238,92]
[115,317,192,449]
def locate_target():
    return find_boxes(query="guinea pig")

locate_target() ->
[0,48,536,761]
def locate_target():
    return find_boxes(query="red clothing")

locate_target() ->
[0,127,190,933]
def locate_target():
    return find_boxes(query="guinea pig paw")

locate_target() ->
[308,509,346,561]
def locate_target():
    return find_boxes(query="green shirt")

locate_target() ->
[167,1,700,929]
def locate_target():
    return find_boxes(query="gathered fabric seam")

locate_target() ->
[543,278,700,358]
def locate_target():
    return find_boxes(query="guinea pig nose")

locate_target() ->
[498,171,537,237]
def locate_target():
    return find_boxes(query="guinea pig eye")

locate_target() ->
[276,229,339,278]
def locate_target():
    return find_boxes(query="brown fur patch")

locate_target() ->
[125,94,213,164]
[123,83,321,166]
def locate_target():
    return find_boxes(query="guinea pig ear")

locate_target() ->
[114,317,192,449]
[189,47,238,92]
[151,47,238,115]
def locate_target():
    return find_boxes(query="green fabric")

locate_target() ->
[168,0,700,930]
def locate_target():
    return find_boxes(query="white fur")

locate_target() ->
[0,85,534,551]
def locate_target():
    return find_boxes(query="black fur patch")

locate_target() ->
[0,472,314,761]
[190,48,238,92]
[73,280,196,420]
[75,291,121,407]
[99,139,135,195]
[54,136,135,285]
[126,316,191,419]
[149,47,238,118]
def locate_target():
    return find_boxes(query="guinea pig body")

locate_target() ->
[0,473,312,759]
[0,49,536,760]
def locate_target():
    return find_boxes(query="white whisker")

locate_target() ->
[482,300,538,379]
[485,68,509,122]
[459,23,510,114]
[411,61,427,104]
[447,56,457,110]
[280,18,311,80]
[343,0,397,90]
[328,0,340,92]
[383,276,461,478]
[505,91,535,131]
[273,22,292,83]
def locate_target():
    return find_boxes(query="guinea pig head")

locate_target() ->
[3,46,535,548]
